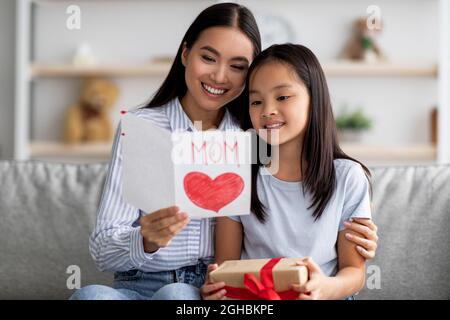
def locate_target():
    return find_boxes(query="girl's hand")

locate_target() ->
[139,206,190,253]
[200,264,227,300]
[343,218,379,260]
[291,257,334,300]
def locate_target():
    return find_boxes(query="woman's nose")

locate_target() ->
[210,65,228,84]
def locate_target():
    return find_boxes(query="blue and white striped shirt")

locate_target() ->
[89,98,240,272]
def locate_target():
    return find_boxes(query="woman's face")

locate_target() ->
[181,26,254,112]
[248,61,310,146]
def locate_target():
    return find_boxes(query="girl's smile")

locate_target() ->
[263,120,286,130]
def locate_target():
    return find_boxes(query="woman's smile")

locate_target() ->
[201,82,229,98]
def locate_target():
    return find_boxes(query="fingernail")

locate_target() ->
[179,212,188,218]
[344,221,351,226]
[357,246,363,251]
[345,233,353,239]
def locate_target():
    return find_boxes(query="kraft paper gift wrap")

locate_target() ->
[209,258,308,299]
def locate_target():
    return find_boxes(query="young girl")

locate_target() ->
[202,44,374,300]
[71,3,378,300]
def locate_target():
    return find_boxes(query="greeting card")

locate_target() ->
[121,113,251,218]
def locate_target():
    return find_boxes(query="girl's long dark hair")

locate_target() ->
[141,2,261,120]
[241,44,372,222]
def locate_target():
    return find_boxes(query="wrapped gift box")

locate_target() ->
[209,257,308,300]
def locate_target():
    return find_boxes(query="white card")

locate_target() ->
[121,113,175,215]
[122,113,251,218]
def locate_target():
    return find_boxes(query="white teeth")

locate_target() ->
[202,83,226,95]
[265,123,285,129]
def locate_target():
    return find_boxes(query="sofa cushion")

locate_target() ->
[358,164,450,299]
[0,160,112,299]
[0,160,449,299]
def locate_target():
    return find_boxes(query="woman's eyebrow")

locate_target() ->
[200,46,249,64]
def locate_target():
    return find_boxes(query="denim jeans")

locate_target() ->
[69,260,357,300]
[69,260,207,300]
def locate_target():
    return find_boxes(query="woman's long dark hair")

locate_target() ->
[241,44,372,222]
[142,2,261,120]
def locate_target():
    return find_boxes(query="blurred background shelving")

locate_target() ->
[30,62,173,78]
[29,60,438,78]
[11,0,450,165]
[29,141,111,163]
[28,140,437,165]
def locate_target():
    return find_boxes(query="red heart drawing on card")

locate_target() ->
[183,172,244,212]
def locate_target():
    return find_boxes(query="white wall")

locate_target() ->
[33,0,208,141]
[0,0,16,159]
[242,0,438,145]
[30,0,439,145]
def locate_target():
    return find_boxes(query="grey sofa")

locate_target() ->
[0,160,449,299]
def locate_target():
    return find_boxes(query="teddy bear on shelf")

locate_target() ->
[64,77,119,144]
[340,17,386,62]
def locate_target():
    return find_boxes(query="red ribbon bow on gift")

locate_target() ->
[223,257,300,300]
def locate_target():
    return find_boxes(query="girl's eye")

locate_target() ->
[277,96,290,101]
[250,101,261,106]
[202,55,215,62]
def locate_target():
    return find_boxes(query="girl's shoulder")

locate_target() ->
[333,158,368,184]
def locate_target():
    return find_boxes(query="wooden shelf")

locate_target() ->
[323,60,437,77]
[341,143,437,163]
[28,141,436,164]
[30,141,112,159]
[30,62,172,78]
[30,60,438,78]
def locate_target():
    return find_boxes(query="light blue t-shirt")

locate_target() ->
[228,159,372,276]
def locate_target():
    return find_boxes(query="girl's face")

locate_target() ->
[249,61,310,146]
[181,26,254,112]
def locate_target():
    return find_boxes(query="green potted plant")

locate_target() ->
[335,107,372,142]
